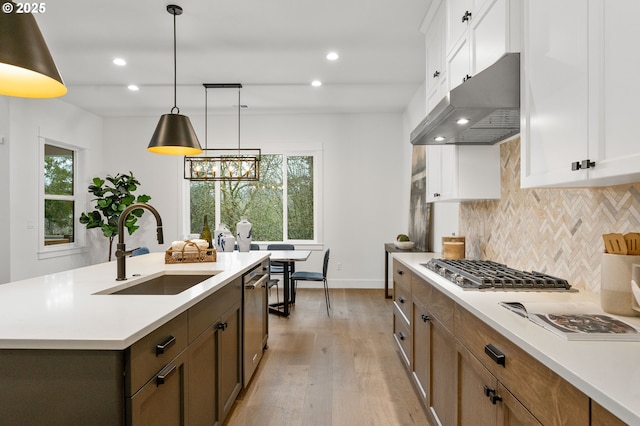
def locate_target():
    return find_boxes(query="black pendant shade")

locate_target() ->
[147,4,202,156]
[0,2,67,98]
[148,113,202,155]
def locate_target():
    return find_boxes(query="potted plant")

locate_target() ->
[79,172,151,261]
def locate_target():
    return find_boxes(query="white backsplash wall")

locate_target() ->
[460,138,640,292]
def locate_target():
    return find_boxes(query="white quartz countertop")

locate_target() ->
[0,252,269,351]
[393,252,640,425]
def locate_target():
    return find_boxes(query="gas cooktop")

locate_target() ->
[423,259,574,291]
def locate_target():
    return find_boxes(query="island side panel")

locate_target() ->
[0,349,125,426]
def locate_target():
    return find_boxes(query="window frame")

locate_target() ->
[184,149,323,247]
[38,138,85,259]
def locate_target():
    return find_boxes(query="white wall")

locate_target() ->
[103,112,410,288]
[7,98,103,282]
[0,98,10,283]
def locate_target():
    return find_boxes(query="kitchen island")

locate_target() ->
[393,252,640,425]
[0,251,270,425]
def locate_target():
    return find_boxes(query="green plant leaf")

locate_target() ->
[92,177,104,187]
[137,194,151,203]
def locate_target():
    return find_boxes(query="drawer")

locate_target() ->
[412,274,454,334]
[126,312,188,396]
[393,304,411,368]
[393,260,411,322]
[454,305,589,425]
[189,276,242,342]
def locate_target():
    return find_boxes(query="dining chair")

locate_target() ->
[290,249,330,316]
[266,244,294,306]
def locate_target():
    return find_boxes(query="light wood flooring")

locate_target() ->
[225,288,429,426]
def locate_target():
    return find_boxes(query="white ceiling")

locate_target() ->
[34,0,429,118]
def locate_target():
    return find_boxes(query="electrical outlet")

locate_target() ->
[337,262,342,271]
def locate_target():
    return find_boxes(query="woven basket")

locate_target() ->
[165,241,216,264]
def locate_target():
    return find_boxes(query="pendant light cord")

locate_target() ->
[237,89,241,153]
[204,88,208,149]
[172,10,179,114]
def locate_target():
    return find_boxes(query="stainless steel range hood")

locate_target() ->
[410,53,520,146]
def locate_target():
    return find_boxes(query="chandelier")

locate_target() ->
[184,83,261,181]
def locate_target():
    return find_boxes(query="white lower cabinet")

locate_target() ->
[427,144,501,202]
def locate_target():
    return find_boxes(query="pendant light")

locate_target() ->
[0,1,67,98]
[148,4,202,156]
[184,84,261,181]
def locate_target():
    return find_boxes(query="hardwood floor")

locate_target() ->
[226,288,429,426]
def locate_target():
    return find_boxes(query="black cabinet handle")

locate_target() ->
[398,332,406,341]
[156,363,177,386]
[217,322,228,331]
[462,11,472,22]
[421,314,430,322]
[397,269,404,275]
[484,344,506,367]
[398,296,406,304]
[483,385,502,404]
[433,70,440,78]
[433,193,440,197]
[156,335,176,356]
[571,159,596,171]
[463,74,472,83]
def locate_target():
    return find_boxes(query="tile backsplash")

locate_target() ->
[459,138,640,292]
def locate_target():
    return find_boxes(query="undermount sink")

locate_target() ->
[97,273,217,295]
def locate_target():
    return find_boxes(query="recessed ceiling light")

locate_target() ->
[434,136,445,142]
[326,52,339,61]
[311,80,322,87]
[127,84,139,91]
[456,118,470,125]
[113,58,127,66]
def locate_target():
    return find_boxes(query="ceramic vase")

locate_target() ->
[221,235,235,252]
[236,216,252,252]
[214,223,232,251]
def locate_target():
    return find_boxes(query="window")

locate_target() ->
[43,143,76,246]
[189,152,319,243]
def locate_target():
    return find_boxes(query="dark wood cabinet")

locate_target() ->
[217,302,243,423]
[392,261,616,426]
[128,349,189,425]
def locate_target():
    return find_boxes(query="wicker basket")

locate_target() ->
[165,241,216,264]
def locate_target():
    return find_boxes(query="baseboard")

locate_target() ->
[295,279,385,289]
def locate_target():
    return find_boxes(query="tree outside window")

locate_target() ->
[44,144,75,245]
[190,154,315,242]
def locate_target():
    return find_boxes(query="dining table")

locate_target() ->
[267,250,311,317]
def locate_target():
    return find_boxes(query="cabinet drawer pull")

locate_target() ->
[484,344,506,367]
[421,314,430,322]
[463,74,472,83]
[433,70,440,78]
[433,193,440,197]
[483,385,502,404]
[398,296,406,304]
[156,335,176,356]
[217,322,228,331]
[571,159,596,171]
[462,10,472,22]
[398,332,406,341]
[156,363,177,386]
[397,269,404,275]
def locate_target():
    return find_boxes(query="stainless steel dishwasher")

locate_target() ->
[243,260,269,386]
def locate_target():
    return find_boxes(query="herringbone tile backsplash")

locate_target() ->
[460,138,640,292]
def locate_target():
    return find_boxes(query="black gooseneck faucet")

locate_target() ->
[114,203,164,281]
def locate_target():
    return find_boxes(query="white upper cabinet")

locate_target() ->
[425,2,447,112]
[426,145,501,202]
[520,0,588,187]
[446,0,520,91]
[521,0,640,187]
